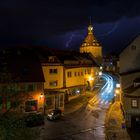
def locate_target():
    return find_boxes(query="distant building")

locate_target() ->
[103,53,119,74]
[0,48,45,115]
[119,35,140,128]
[80,22,102,65]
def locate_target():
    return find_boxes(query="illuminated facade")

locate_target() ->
[39,48,99,113]
[80,23,102,64]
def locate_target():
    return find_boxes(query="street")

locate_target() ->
[38,73,116,140]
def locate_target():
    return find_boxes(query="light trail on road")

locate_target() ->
[40,73,117,140]
[99,73,115,105]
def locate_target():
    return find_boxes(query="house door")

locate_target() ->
[131,116,140,129]
[55,95,59,109]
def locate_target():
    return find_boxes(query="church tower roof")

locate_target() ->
[81,23,100,47]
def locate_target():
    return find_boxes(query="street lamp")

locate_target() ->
[99,71,102,76]
[40,93,44,99]
[100,66,103,70]
[115,88,120,101]
[88,76,94,81]
[116,83,120,88]
[115,89,120,94]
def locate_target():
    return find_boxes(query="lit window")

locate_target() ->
[45,96,53,109]
[85,70,87,74]
[48,56,55,62]
[131,99,138,108]
[67,72,72,77]
[88,69,91,74]
[49,81,58,86]
[49,69,57,74]
[25,100,37,112]
[78,72,80,76]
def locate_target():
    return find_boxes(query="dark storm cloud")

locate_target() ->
[0,0,140,47]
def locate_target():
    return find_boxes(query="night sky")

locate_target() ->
[0,0,140,54]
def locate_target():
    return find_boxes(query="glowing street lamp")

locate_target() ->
[40,93,44,99]
[115,89,120,94]
[99,71,102,76]
[100,66,103,70]
[88,76,94,81]
[116,83,120,88]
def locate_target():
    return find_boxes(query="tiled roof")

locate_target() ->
[124,85,140,93]
[119,33,140,55]
[0,48,45,83]
[120,69,140,76]
[36,47,99,67]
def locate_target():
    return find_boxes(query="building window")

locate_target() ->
[131,99,138,108]
[25,100,37,112]
[85,70,87,74]
[131,45,136,50]
[49,81,58,86]
[88,69,91,74]
[75,72,77,77]
[45,96,53,109]
[28,84,36,91]
[81,72,83,76]
[48,56,55,62]
[67,72,72,77]
[60,94,64,107]
[78,72,80,76]
[49,69,57,74]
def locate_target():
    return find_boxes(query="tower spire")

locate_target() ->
[88,16,93,34]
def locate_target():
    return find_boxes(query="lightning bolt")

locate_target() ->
[99,22,119,37]
[65,31,85,48]
[66,33,75,48]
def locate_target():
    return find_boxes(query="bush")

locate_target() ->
[0,113,40,140]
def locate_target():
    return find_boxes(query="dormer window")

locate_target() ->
[48,56,55,62]
[133,78,140,87]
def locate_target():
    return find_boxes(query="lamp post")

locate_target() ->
[115,87,120,101]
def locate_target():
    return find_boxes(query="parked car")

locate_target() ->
[47,109,62,121]
[24,112,45,127]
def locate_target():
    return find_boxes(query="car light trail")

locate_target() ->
[99,73,115,104]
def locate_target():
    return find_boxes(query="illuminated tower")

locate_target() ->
[80,22,102,64]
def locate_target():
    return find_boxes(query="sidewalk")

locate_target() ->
[105,101,131,140]
[64,90,97,114]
